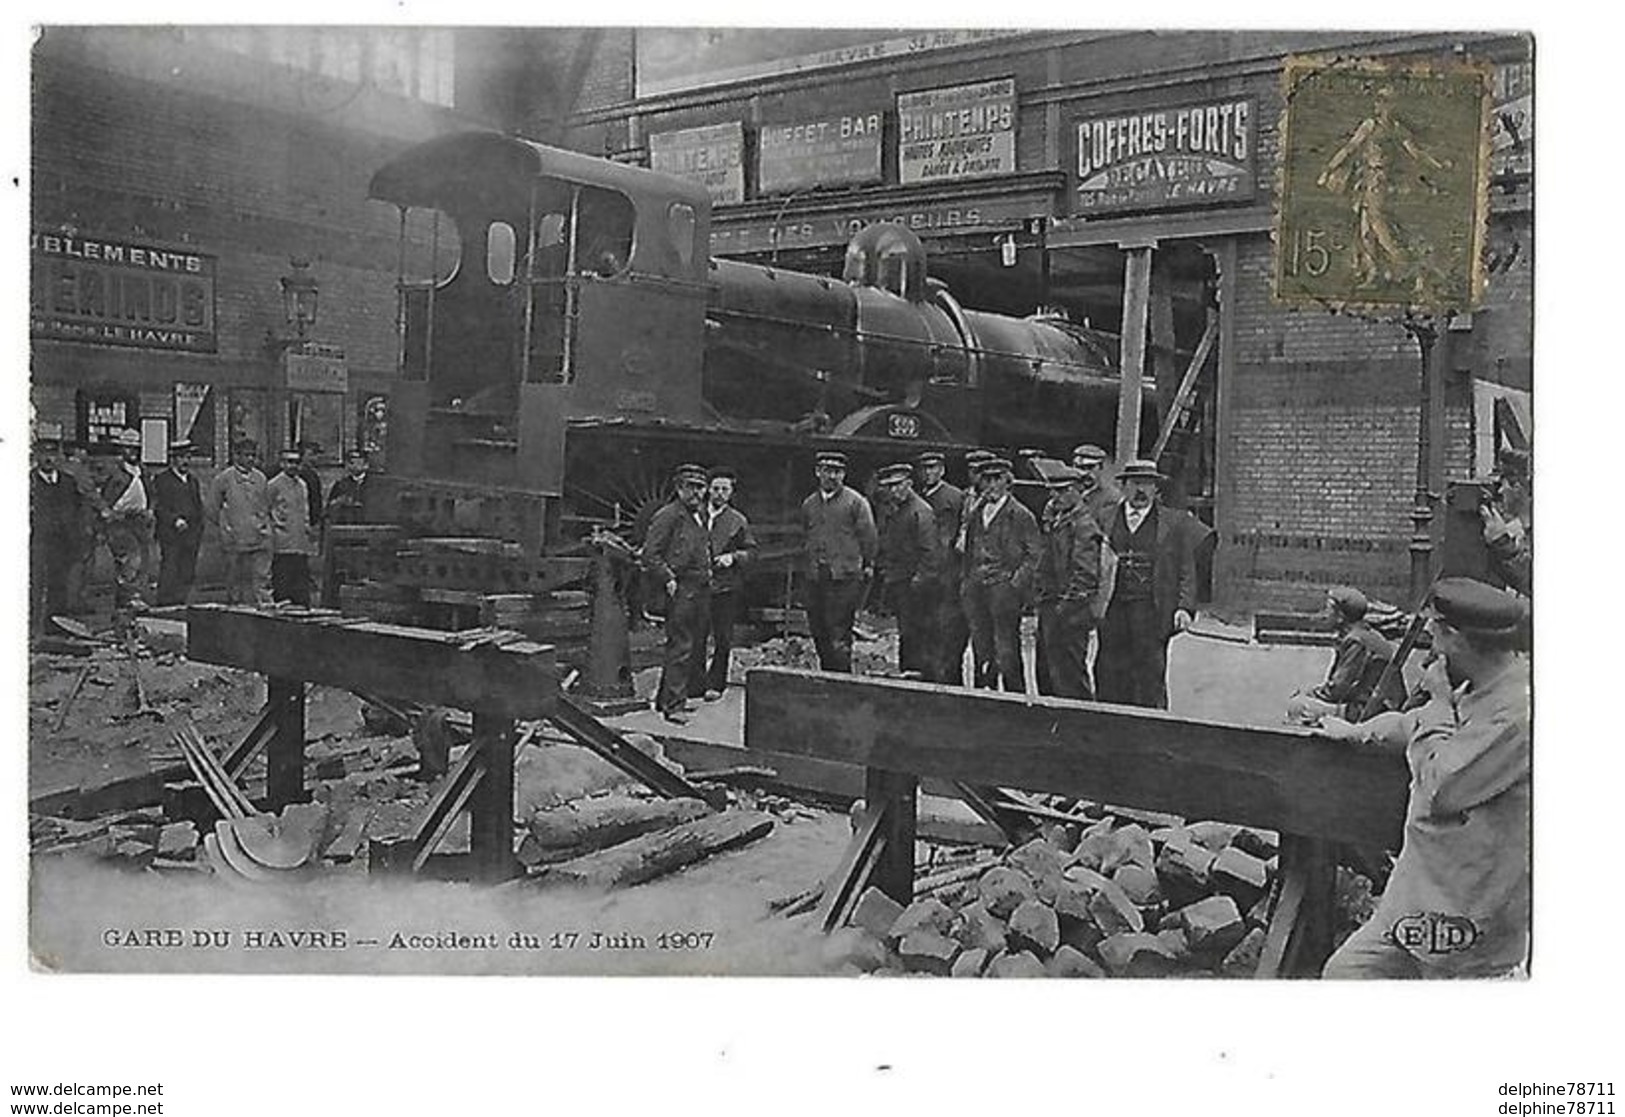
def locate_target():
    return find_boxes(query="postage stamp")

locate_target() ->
[1273,56,1494,314]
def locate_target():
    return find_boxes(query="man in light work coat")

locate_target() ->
[643,463,714,724]
[801,451,877,674]
[1096,459,1210,709]
[960,456,1040,693]
[205,439,273,606]
[269,448,317,605]
[690,465,756,702]
[1319,578,1530,978]
[874,461,944,678]
[1034,463,1107,701]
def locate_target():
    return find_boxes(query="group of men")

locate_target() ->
[640,442,1212,724]
[29,429,375,636]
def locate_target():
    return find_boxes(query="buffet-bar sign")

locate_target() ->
[897,78,1016,185]
[1074,98,1256,214]
[758,112,884,194]
[649,122,746,205]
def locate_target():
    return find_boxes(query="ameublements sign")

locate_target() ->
[897,78,1017,185]
[649,123,745,205]
[31,231,217,351]
[758,113,884,194]
[1074,98,1256,214]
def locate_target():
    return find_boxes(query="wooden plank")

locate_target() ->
[186,605,559,719]
[1115,245,1153,464]
[467,713,517,881]
[546,810,774,889]
[265,679,306,810]
[865,767,917,907]
[744,669,1407,850]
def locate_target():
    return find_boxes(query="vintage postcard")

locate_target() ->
[26,27,1533,989]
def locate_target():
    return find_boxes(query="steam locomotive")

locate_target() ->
[366,130,1151,562]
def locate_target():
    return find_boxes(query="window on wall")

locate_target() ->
[227,388,271,461]
[183,27,456,108]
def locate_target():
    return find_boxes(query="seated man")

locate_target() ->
[1287,585,1401,725]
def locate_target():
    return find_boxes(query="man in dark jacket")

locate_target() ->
[1096,459,1211,709]
[801,451,877,673]
[875,462,944,678]
[643,463,713,724]
[150,441,205,606]
[690,465,756,702]
[1035,464,1107,700]
[31,434,82,638]
[961,456,1040,692]
[916,451,966,684]
[296,440,326,531]
[325,450,373,525]
[1286,585,1403,724]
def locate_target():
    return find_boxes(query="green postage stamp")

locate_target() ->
[1273,57,1494,313]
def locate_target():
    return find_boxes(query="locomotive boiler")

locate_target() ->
[365,130,1152,559]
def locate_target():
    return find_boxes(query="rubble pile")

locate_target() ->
[824,816,1282,978]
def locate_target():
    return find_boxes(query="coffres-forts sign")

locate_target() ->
[30,230,217,352]
[1074,98,1257,214]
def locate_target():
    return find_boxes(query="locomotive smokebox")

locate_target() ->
[843,223,928,302]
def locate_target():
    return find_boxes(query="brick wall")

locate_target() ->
[31,28,469,458]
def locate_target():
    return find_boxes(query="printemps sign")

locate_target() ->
[1074,99,1256,213]
[897,78,1017,185]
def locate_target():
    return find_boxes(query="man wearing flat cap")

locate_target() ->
[916,451,967,684]
[1320,578,1530,978]
[801,451,877,673]
[1070,443,1117,526]
[151,441,204,606]
[961,456,1040,692]
[206,438,273,606]
[1286,586,1404,725]
[874,462,944,678]
[642,463,715,723]
[1034,463,1108,700]
[1096,458,1210,709]
[689,465,756,702]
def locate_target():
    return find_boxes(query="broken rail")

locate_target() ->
[744,668,1409,978]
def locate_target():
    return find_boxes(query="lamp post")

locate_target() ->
[280,257,320,343]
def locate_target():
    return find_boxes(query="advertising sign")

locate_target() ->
[897,78,1017,185]
[1074,99,1256,214]
[285,342,349,393]
[759,112,884,195]
[31,231,217,351]
[649,122,746,205]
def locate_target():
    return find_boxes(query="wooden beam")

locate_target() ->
[745,669,1407,850]
[1115,246,1153,464]
[264,679,306,810]
[866,768,918,907]
[467,712,518,882]
[187,605,559,720]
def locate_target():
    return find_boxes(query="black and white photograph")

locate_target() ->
[6,12,1610,1113]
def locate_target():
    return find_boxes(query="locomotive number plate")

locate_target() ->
[887,413,921,439]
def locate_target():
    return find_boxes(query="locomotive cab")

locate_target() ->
[369,132,713,536]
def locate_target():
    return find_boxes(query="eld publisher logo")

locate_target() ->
[1390,912,1480,955]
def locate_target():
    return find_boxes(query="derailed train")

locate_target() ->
[366,130,1152,561]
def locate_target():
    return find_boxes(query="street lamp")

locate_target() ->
[279,257,320,342]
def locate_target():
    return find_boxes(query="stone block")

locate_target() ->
[977,866,1036,919]
[898,929,961,975]
[1046,944,1106,978]
[1097,932,1182,977]
[1007,899,1061,957]
[1187,820,1242,851]
[951,947,991,978]
[890,897,956,942]
[1211,847,1271,910]
[1099,823,1155,874]
[820,928,891,973]
[1169,895,1247,960]
[1232,827,1280,860]
[1219,927,1268,977]
[1156,840,1217,908]
[953,901,1009,955]
[1008,837,1067,880]
[850,887,905,941]
[1112,863,1162,910]
[1087,878,1145,936]
[986,950,1046,978]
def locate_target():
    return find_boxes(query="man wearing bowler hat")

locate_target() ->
[1319,578,1530,978]
[642,463,714,724]
[874,461,944,678]
[916,450,967,683]
[150,441,205,606]
[1034,463,1107,700]
[1096,458,1210,709]
[801,450,877,673]
[961,455,1040,692]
